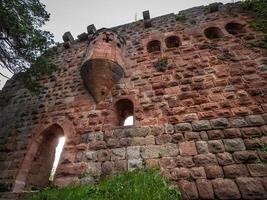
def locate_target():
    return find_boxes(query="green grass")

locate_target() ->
[24,169,181,200]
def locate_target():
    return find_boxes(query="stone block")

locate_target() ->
[236,177,266,199]
[175,123,192,132]
[247,163,267,177]
[97,150,111,162]
[208,140,225,153]
[246,115,265,126]
[155,134,172,145]
[207,130,224,139]
[140,145,160,159]
[192,120,211,131]
[184,132,200,141]
[205,165,224,179]
[165,124,174,134]
[127,146,140,159]
[178,180,199,200]
[241,127,262,138]
[223,164,249,178]
[196,141,209,154]
[224,138,246,152]
[172,167,190,180]
[229,117,248,127]
[210,118,229,129]
[216,152,234,166]
[160,143,179,157]
[172,133,184,143]
[175,156,195,168]
[179,141,197,156]
[62,31,74,42]
[194,153,218,166]
[190,167,206,179]
[159,157,176,169]
[128,159,143,171]
[111,148,126,160]
[223,128,242,138]
[233,151,259,163]
[196,179,214,199]
[114,160,127,171]
[102,161,113,176]
[87,24,96,35]
[150,126,164,136]
[212,178,241,199]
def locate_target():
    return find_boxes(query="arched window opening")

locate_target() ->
[147,40,161,53]
[225,22,245,35]
[115,99,134,126]
[165,36,180,48]
[204,27,223,40]
[26,125,65,190]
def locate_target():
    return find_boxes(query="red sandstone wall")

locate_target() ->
[0,3,266,199]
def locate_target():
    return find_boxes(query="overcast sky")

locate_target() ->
[0,0,234,89]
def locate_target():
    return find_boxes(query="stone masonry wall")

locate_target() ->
[0,2,267,199]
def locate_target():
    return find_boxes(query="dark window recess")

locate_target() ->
[165,36,180,48]
[147,40,161,53]
[225,22,245,35]
[204,27,223,39]
[115,99,134,126]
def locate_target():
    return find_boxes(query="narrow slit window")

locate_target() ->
[49,137,65,181]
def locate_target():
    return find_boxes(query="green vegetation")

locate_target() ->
[154,58,168,72]
[24,170,181,200]
[242,0,267,49]
[0,0,56,91]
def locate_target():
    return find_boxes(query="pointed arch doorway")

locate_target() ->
[13,124,66,192]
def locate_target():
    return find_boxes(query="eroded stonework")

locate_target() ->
[0,2,267,199]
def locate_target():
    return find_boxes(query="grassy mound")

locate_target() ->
[25,170,181,200]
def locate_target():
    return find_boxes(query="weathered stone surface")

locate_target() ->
[196,179,214,199]
[246,115,265,126]
[247,163,267,177]
[155,134,172,145]
[208,140,225,153]
[175,123,192,132]
[160,143,179,157]
[241,127,262,138]
[207,130,224,139]
[190,167,206,179]
[192,120,211,131]
[175,156,195,168]
[233,151,259,163]
[210,118,229,129]
[126,146,140,159]
[128,159,143,171]
[179,141,197,156]
[212,178,241,199]
[223,128,242,138]
[194,153,217,166]
[178,180,199,200]
[111,148,126,160]
[229,117,248,128]
[205,165,224,179]
[140,145,160,159]
[236,177,266,199]
[223,164,249,178]
[224,138,246,152]
[196,141,209,154]
[184,132,200,141]
[165,124,174,134]
[85,151,97,161]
